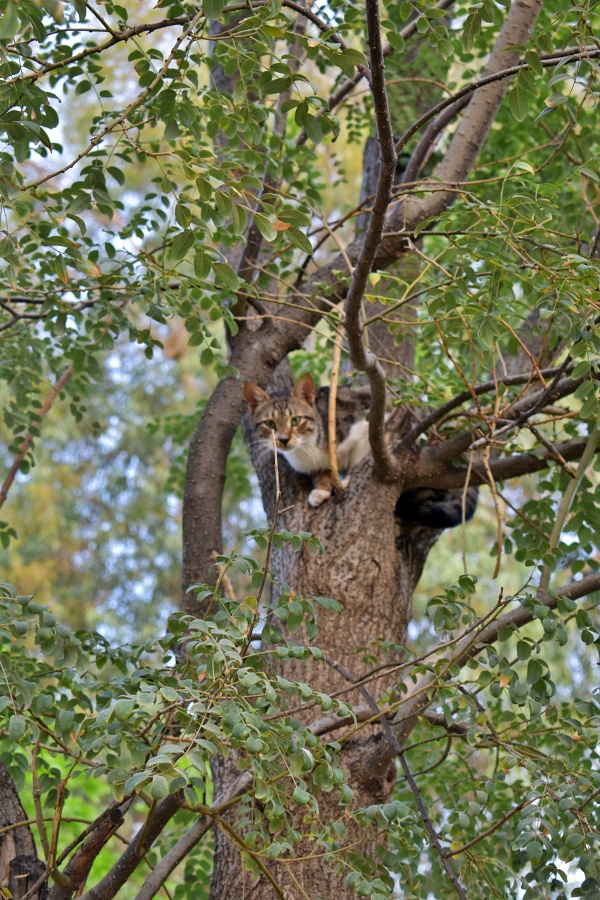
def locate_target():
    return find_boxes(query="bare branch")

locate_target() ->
[132,816,211,900]
[74,794,184,900]
[344,0,398,482]
[422,436,599,489]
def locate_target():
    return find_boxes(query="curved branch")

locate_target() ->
[344,0,398,482]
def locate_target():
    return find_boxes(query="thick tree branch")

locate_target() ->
[419,437,598,489]
[344,0,398,482]
[73,793,184,900]
[132,815,211,900]
[48,802,130,900]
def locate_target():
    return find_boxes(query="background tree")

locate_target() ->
[1,0,600,897]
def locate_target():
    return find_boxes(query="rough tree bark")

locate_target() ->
[0,763,47,900]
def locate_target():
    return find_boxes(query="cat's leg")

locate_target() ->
[308,471,333,507]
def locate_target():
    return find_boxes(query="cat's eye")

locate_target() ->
[291,416,301,426]
[265,419,277,429]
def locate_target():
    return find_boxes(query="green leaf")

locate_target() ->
[277,208,311,228]
[292,785,310,805]
[175,203,192,228]
[304,113,323,145]
[170,230,195,261]
[525,49,544,76]
[0,2,19,41]
[509,83,529,122]
[287,227,313,255]
[194,250,212,279]
[125,772,150,794]
[151,774,169,799]
[8,714,26,740]
[254,213,277,242]
[114,698,135,720]
[213,262,241,290]
[202,0,225,19]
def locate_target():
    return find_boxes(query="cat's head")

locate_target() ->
[243,374,318,454]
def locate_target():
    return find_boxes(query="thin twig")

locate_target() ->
[400,366,572,450]
[395,48,600,156]
[538,424,600,593]
[328,325,344,493]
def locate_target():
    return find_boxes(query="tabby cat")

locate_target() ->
[244,374,477,527]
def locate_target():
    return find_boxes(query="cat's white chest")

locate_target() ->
[281,419,370,474]
[281,442,330,474]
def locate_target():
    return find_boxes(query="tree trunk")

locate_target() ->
[209,442,441,897]
[0,763,46,900]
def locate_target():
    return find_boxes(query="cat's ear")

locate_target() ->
[292,373,315,406]
[243,383,270,412]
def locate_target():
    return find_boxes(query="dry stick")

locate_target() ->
[468,357,575,451]
[499,318,548,387]
[482,444,503,579]
[461,453,474,576]
[344,0,398,482]
[538,424,600,594]
[526,423,577,478]
[0,365,73,510]
[55,802,132,866]
[327,325,344,493]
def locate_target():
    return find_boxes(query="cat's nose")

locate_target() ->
[278,435,290,446]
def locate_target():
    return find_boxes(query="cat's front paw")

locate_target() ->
[308,488,332,508]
